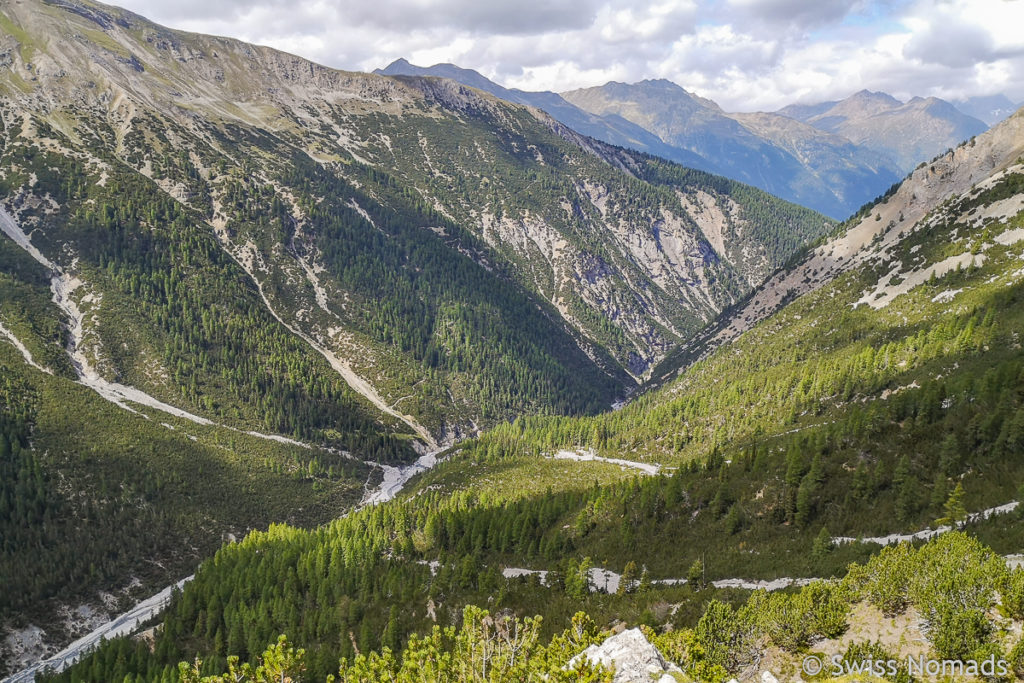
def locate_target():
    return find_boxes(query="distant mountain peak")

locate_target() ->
[852,88,900,102]
[640,78,682,88]
[953,94,1020,126]
[372,60,712,173]
[789,90,988,172]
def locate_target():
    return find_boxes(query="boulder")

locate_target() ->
[568,627,683,682]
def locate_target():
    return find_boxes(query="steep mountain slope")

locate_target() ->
[782,89,989,172]
[456,105,1024,511]
[376,58,708,170]
[692,105,1024,364]
[45,95,1024,683]
[0,223,376,674]
[0,0,832,408]
[562,79,902,219]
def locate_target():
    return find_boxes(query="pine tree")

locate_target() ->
[618,561,638,595]
[688,558,705,591]
[937,482,968,527]
[812,526,832,557]
[638,566,652,594]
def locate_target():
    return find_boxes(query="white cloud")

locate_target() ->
[113,0,1024,111]
[725,0,861,30]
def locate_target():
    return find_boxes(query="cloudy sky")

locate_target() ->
[113,0,1024,112]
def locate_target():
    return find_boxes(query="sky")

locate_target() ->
[112,0,1024,112]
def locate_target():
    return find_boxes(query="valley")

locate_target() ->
[1,0,1024,681]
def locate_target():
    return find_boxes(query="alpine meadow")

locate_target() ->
[2,1,1024,682]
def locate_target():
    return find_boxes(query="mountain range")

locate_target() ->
[381,59,995,221]
[374,58,709,171]
[777,89,990,171]
[953,94,1020,126]
[3,0,1024,680]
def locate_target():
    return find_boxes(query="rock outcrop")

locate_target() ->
[569,628,683,683]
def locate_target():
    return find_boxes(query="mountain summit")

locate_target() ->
[375,58,709,170]
[780,90,989,172]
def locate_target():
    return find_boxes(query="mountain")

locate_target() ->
[727,111,904,212]
[5,0,1024,679]
[779,89,902,122]
[954,93,1020,126]
[49,103,1024,682]
[0,0,834,670]
[0,0,835,428]
[375,58,709,170]
[781,89,989,172]
[680,103,1024,367]
[772,99,838,122]
[562,79,903,219]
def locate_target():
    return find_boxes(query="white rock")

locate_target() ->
[568,628,683,683]
[761,671,780,683]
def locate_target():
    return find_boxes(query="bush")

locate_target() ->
[929,607,991,661]
[805,581,850,640]
[908,533,1005,641]
[654,629,729,683]
[758,581,849,652]
[971,641,1011,683]
[862,543,914,616]
[841,641,912,683]
[760,591,814,652]
[694,598,761,673]
[999,569,1024,620]
[1008,637,1024,680]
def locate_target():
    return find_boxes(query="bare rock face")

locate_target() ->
[568,628,683,683]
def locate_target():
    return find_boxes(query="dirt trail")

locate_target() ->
[501,566,815,594]
[832,500,1019,546]
[552,449,661,475]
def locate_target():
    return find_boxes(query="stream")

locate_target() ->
[2,577,193,683]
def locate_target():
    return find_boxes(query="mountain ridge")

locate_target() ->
[375,58,711,171]
[562,79,906,220]
[381,59,905,219]
[781,90,989,172]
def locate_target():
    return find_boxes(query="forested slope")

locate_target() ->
[61,533,1024,682]
[44,102,1024,683]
